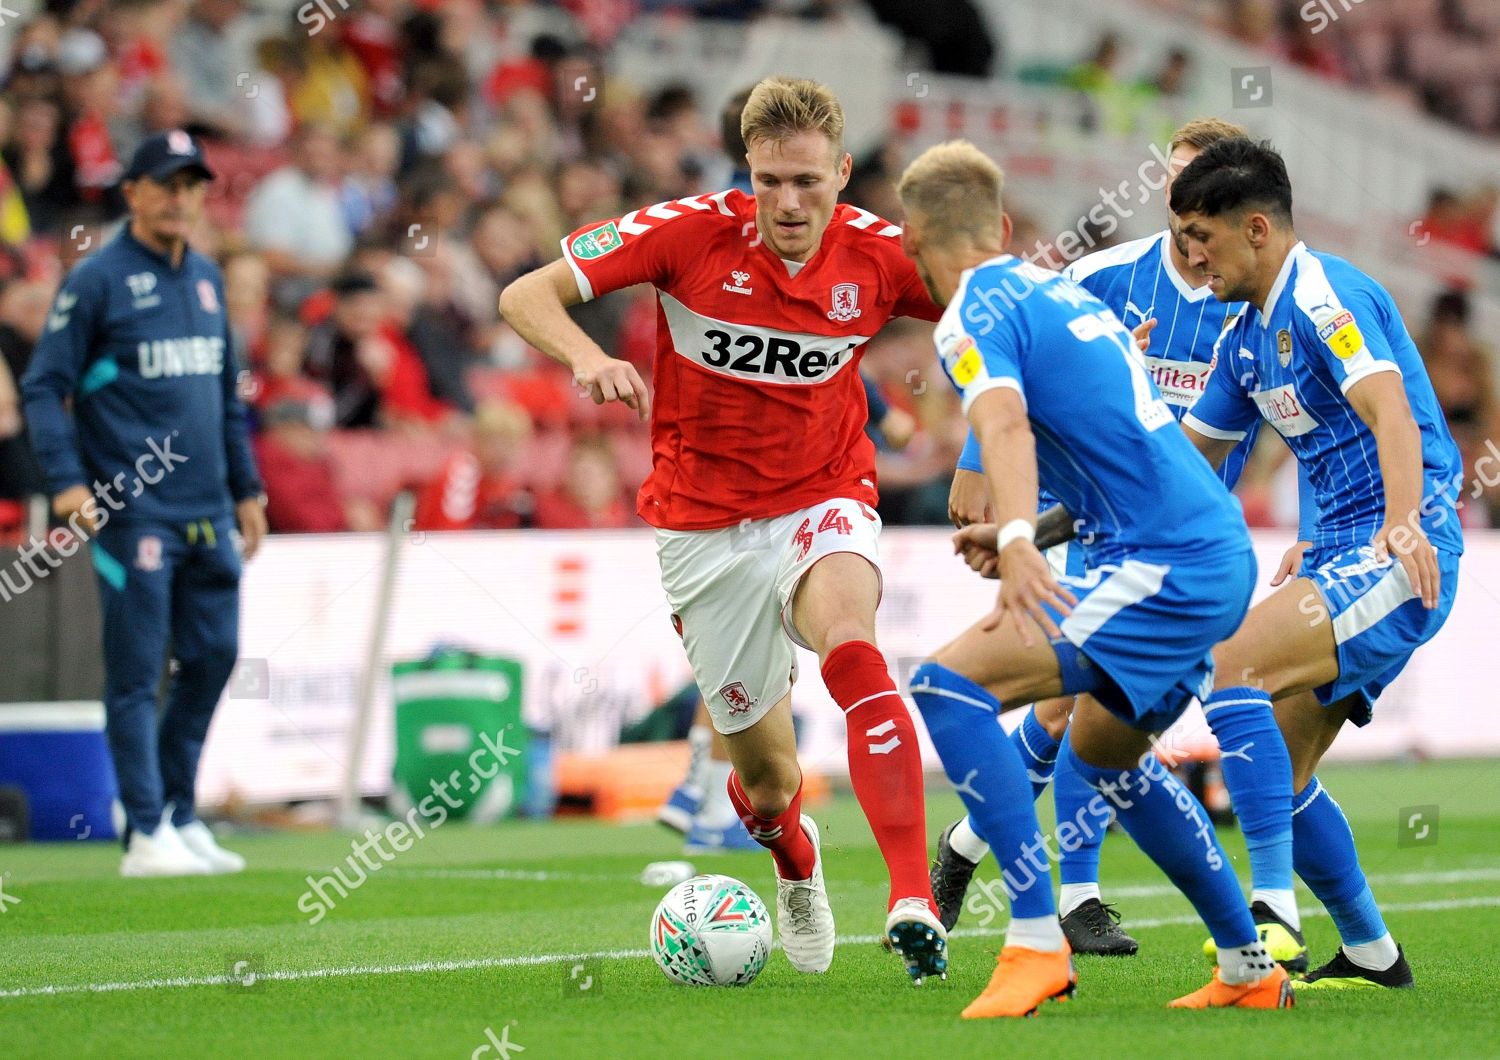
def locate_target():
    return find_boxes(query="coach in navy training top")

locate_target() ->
[22,130,264,877]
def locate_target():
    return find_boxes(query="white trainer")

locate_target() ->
[775,815,836,973]
[120,822,214,877]
[177,819,246,874]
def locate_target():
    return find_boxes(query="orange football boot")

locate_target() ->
[960,944,1077,1019]
[1169,965,1294,1009]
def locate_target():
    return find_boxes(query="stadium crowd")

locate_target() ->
[0,0,1494,540]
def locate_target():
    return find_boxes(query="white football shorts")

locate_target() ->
[655,496,883,734]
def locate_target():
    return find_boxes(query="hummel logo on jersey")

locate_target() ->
[48,291,78,332]
[827,283,861,322]
[866,719,902,755]
[723,270,752,295]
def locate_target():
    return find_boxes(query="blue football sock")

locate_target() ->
[1010,706,1061,801]
[1054,732,1110,886]
[1062,740,1256,948]
[910,662,1056,921]
[1293,777,1387,945]
[1202,687,1294,895]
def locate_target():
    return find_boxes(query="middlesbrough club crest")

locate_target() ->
[827,283,861,322]
[718,682,757,716]
[135,536,163,572]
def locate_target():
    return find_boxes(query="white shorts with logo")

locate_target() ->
[655,497,883,735]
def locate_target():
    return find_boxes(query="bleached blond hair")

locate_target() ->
[896,139,1005,247]
[740,76,845,154]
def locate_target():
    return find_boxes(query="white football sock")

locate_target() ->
[949,815,991,863]
[1005,914,1066,953]
[694,760,738,828]
[1058,882,1101,919]
[1250,887,1301,931]
[1342,934,1400,971]
[1219,939,1278,984]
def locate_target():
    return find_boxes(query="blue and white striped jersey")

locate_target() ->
[1184,242,1464,557]
[937,255,1250,567]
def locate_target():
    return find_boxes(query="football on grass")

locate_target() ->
[649,874,772,986]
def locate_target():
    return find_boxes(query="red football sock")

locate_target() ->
[822,640,934,913]
[727,770,816,880]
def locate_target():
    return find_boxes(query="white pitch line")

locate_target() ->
[380,865,1500,893]
[1,895,1495,1000]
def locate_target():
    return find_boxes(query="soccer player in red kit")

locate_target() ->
[500,76,946,983]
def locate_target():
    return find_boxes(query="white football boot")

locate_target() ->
[177,819,247,874]
[775,815,836,973]
[885,897,949,985]
[120,821,214,877]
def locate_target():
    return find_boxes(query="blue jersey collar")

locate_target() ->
[1156,230,1215,303]
[1256,240,1306,328]
[120,224,189,272]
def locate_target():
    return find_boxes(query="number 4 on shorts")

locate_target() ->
[818,508,852,535]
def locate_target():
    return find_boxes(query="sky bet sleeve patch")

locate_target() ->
[1317,310,1365,360]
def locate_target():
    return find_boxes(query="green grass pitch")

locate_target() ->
[2,759,1497,1058]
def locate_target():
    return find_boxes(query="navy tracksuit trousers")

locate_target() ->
[90,514,240,836]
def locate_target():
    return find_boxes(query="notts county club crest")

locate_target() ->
[827,282,861,322]
[1277,328,1293,367]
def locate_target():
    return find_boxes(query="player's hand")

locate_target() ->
[52,484,97,534]
[948,468,991,528]
[572,352,651,422]
[1372,519,1440,609]
[953,521,999,575]
[1270,540,1311,586]
[237,496,268,561]
[1132,318,1157,355]
[984,539,1078,646]
[879,407,917,450]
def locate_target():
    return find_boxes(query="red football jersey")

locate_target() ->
[561,189,942,531]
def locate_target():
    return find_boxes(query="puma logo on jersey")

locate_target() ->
[1124,300,1154,324]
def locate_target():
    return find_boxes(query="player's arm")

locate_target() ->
[20,268,102,530]
[948,430,990,528]
[1303,291,1439,606]
[1180,422,1238,470]
[1346,371,1439,607]
[219,288,268,558]
[1271,459,1317,586]
[498,260,649,421]
[953,386,1077,644]
[1181,326,1260,471]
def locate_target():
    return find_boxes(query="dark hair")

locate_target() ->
[1169,137,1294,226]
[720,87,755,165]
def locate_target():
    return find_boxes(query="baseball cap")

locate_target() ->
[123,129,215,183]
